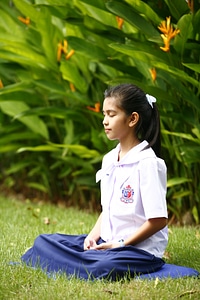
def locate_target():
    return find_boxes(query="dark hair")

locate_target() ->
[104,83,161,157]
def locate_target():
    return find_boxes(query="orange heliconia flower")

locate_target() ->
[160,34,171,52]
[69,82,76,92]
[66,49,75,60]
[18,16,30,25]
[57,40,74,62]
[63,40,68,54]
[0,79,3,88]
[158,16,180,52]
[57,43,63,62]
[150,68,157,82]
[116,16,124,30]
[86,102,100,113]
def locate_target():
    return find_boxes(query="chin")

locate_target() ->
[107,136,117,141]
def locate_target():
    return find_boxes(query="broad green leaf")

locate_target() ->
[0,144,23,153]
[157,70,200,111]
[67,36,108,60]
[76,1,116,27]
[0,32,28,44]
[0,101,49,139]
[100,60,143,81]
[18,143,100,158]
[63,119,74,144]
[164,0,189,20]
[179,145,200,164]
[0,40,52,69]
[0,91,41,105]
[172,190,192,199]
[106,0,159,37]
[79,0,107,10]
[161,110,199,127]
[152,61,200,88]
[192,206,199,224]
[117,39,168,60]
[182,63,200,73]
[0,81,33,94]
[174,14,193,55]
[162,129,200,144]
[124,0,161,24]
[26,182,49,193]
[73,175,96,187]
[36,8,59,66]
[13,0,41,23]
[192,127,200,139]
[13,107,93,127]
[17,145,58,152]
[0,132,39,144]
[109,43,164,63]
[184,41,200,51]
[35,0,69,5]
[13,107,69,119]
[34,80,67,96]
[5,161,33,175]
[60,144,100,158]
[60,60,88,93]
[193,9,200,35]
[0,9,25,36]
[167,177,192,188]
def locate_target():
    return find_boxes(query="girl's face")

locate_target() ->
[102,97,136,142]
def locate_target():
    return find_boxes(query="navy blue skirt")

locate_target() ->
[21,233,165,280]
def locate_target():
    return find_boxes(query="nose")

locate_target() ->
[103,115,108,126]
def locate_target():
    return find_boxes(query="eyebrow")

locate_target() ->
[102,109,117,114]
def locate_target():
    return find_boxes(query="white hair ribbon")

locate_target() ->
[146,94,156,108]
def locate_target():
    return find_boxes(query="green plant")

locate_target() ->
[0,0,199,222]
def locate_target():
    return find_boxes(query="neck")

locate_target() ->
[118,138,140,160]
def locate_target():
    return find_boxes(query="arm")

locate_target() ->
[84,212,102,250]
[95,217,167,250]
[124,217,167,246]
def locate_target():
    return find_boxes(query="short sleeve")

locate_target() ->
[139,157,168,219]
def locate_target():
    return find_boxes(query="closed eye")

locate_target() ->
[102,110,117,117]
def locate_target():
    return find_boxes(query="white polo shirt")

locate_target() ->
[96,140,168,258]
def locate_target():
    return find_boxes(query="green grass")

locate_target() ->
[0,196,199,300]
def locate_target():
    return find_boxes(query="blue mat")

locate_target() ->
[9,262,199,280]
[136,263,199,280]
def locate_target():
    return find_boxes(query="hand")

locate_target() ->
[84,236,98,250]
[94,242,120,250]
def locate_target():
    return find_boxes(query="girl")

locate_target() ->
[21,83,168,280]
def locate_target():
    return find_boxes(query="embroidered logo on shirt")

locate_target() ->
[120,185,134,203]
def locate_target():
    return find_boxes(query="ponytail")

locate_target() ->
[144,104,161,157]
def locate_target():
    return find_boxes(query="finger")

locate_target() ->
[95,244,105,250]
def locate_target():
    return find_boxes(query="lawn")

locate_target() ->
[0,196,199,300]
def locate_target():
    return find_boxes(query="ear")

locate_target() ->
[129,112,139,127]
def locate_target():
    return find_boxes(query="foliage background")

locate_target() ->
[0,0,199,223]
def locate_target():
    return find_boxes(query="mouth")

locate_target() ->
[104,128,111,133]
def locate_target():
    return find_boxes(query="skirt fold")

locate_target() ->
[21,233,165,280]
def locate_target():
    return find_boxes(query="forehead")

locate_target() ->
[103,97,120,111]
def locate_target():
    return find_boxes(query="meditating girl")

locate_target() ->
[21,83,168,280]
